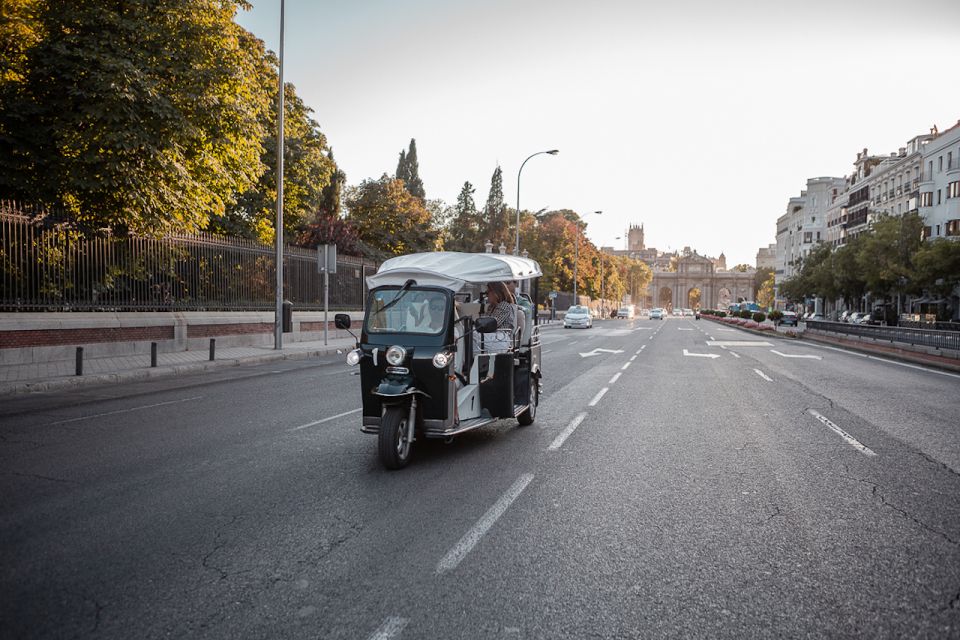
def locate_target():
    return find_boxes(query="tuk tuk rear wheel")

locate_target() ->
[517,378,538,426]
[379,406,412,470]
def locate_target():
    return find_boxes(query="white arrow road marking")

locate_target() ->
[436,473,535,574]
[753,369,773,382]
[808,409,876,457]
[579,348,626,358]
[683,349,720,359]
[770,350,822,360]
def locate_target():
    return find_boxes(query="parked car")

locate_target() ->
[650,308,664,320]
[779,311,799,326]
[839,310,852,323]
[564,305,593,329]
[848,312,864,324]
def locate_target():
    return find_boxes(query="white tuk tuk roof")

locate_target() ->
[366,252,543,290]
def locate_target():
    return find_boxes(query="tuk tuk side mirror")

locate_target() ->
[334,314,351,330]
[475,316,497,333]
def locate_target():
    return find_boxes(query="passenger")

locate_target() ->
[482,281,515,352]
[506,280,533,319]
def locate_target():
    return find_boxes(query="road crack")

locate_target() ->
[916,451,960,481]
[844,475,959,547]
[6,471,77,484]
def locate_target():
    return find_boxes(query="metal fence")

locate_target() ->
[0,203,378,311]
[806,320,960,352]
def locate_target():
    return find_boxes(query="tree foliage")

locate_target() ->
[344,175,436,259]
[0,0,276,236]
[444,181,482,252]
[395,138,424,201]
[480,166,509,248]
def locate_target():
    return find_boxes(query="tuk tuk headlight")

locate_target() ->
[385,345,407,366]
[432,351,452,369]
[345,349,361,366]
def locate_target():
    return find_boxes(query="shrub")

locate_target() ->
[769,310,783,324]
[752,312,766,323]
[716,311,726,318]
[739,310,752,319]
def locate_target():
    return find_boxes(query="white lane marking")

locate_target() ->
[290,407,361,431]
[682,349,720,359]
[436,473,534,574]
[770,350,822,360]
[608,372,622,384]
[588,387,609,405]
[621,361,632,370]
[48,396,203,425]
[569,340,578,345]
[542,349,552,355]
[753,368,773,382]
[548,412,587,451]
[367,616,409,640]
[629,355,637,361]
[803,343,960,379]
[579,348,625,358]
[707,341,773,347]
[730,351,741,359]
[678,328,693,331]
[640,345,646,350]
[807,409,877,457]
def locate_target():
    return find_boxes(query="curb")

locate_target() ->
[0,343,353,396]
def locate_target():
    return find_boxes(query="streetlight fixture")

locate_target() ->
[573,210,602,304]
[516,149,558,254]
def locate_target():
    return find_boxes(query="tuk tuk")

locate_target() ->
[334,252,543,470]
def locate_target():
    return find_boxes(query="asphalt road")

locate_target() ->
[2,317,959,639]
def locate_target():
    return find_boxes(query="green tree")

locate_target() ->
[445,181,482,251]
[344,175,435,259]
[394,139,424,201]
[480,166,509,248]
[0,0,273,235]
[213,82,336,243]
[914,238,960,301]
[856,213,924,300]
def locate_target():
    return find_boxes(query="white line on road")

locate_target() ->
[290,407,361,431]
[436,473,534,574]
[753,368,773,382]
[589,387,609,405]
[621,361,632,370]
[569,340,578,345]
[609,372,622,384]
[803,343,960,379]
[682,349,720,359]
[770,350,822,360]
[367,616,410,640]
[629,355,637,361]
[49,396,203,425]
[549,412,587,451]
[807,409,877,457]
[730,351,741,358]
[542,349,552,355]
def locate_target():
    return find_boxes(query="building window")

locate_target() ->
[920,192,933,207]
[949,182,960,198]
[939,156,944,172]
[936,224,941,236]
[949,151,954,169]
[929,160,933,178]
[937,190,942,205]
[803,232,813,243]
[816,231,821,241]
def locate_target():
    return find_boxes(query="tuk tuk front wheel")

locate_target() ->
[379,405,413,470]
[517,378,538,427]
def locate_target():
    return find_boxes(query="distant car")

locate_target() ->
[848,312,864,324]
[779,311,799,326]
[616,305,635,319]
[650,308,663,320]
[839,310,852,323]
[564,305,593,329]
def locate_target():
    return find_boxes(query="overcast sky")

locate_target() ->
[236,0,960,267]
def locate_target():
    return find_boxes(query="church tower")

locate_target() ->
[628,223,645,251]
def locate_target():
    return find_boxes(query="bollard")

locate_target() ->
[150,342,158,368]
[75,346,83,376]
[209,338,216,361]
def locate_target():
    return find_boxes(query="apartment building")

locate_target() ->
[918,121,960,239]
[774,177,845,285]
[756,244,776,270]
[826,133,934,247]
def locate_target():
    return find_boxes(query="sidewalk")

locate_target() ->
[0,335,358,396]
[0,319,567,396]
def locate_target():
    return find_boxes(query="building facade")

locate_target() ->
[774,177,845,286]
[918,121,960,239]
[756,244,776,270]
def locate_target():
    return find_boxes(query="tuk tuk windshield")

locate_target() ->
[365,288,448,336]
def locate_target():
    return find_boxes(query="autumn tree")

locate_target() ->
[344,175,436,259]
[0,0,274,235]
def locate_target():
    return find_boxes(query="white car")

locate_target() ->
[564,305,593,329]
[650,308,663,320]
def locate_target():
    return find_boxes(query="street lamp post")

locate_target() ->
[573,210,602,305]
[516,149,558,254]
[274,0,286,350]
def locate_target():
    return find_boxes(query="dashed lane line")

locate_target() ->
[48,396,204,425]
[807,409,876,457]
[290,407,361,431]
[436,473,535,574]
[608,372,622,384]
[753,368,773,382]
[621,361,632,370]
[366,617,410,640]
[548,412,587,451]
[588,387,609,406]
